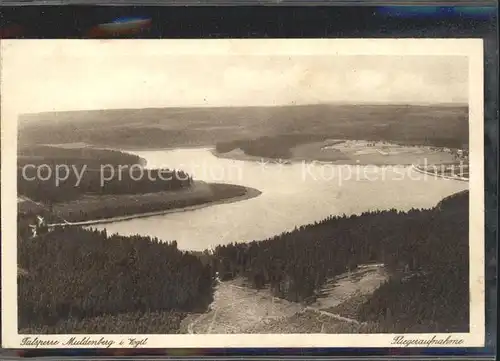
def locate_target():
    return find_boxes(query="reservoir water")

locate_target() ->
[89,148,468,251]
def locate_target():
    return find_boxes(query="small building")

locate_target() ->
[29,215,54,238]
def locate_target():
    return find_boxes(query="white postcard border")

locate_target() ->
[1,38,485,348]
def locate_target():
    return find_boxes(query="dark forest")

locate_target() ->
[18,190,468,333]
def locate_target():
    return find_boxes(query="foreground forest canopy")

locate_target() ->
[18,229,214,333]
[18,190,469,333]
[19,104,468,149]
[214,190,469,332]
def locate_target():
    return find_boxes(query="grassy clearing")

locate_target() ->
[185,280,303,334]
[184,265,388,334]
[309,264,388,310]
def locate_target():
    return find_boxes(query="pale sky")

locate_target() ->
[1,40,468,116]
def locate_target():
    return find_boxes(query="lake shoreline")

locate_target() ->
[211,136,468,167]
[49,185,262,227]
[40,142,214,153]
[411,164,469,182]
[36,147,467,252]
[211,148,463,167]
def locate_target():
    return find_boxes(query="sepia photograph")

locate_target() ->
[1,39,484,348]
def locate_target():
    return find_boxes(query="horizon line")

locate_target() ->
[19,101,469,117]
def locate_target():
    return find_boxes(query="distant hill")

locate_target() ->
[18,103,468,149]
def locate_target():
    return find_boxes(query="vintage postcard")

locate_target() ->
[1,39,484,348]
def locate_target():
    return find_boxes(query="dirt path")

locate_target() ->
[302,307,361,325]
